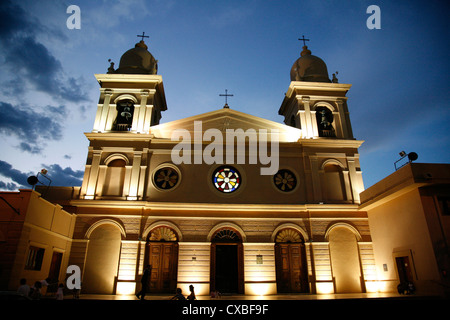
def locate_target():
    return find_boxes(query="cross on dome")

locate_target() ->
[298,35,310,46]
[137,31,149,42]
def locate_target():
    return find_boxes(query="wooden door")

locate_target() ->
[148,242,178,293]
[275,243,308,293]
[47,251,63,293]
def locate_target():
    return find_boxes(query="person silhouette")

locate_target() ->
[136,265,151,300]
[187,285,196,300]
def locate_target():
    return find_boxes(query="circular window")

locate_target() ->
[153,167,179,190]
[213,166,241,193]
[273,169,297,192]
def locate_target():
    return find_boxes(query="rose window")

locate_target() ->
[273,169,297,192]
[154,167,179,190]
[213,166,241,193]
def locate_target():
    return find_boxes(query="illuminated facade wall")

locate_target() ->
[360,163,450,296]
[64,204,374,295]
[0,189,76,291]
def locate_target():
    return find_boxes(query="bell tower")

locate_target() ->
[279,40,364,203]
[279,44,353,139]
[79,36,167,200]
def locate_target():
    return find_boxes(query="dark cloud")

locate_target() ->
[0,160,30,188]
[0,1,34,37]
[43,164,83,187]
[0,160,83,191]
[0,102,65,144]
[0,181,19,191]
[18,142,43,154]
[0,1,87,102]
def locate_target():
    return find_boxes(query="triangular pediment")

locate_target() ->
[150,108,302,142]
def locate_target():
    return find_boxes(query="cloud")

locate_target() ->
[0,1,88,103]
[0,160,84,191]
[0,102,65,145]
[18,142,43,154]
[42,163,83,187]
[0,160,30,189]
[0,181,19,191]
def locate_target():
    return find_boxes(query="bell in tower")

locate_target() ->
[112,100,135,131]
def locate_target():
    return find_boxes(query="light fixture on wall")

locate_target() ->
[27,168,52,196]
[394,151,418,171]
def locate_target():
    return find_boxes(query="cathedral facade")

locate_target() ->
[2,39,381,297]
[60,39,373,296]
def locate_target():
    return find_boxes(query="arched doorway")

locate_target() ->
[145,226,179,293]
[327,225,363,293]
[210,228,244,294]
[275,228,309,293]
[83,223,122,294]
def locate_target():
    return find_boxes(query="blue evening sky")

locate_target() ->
[0,0,448,191]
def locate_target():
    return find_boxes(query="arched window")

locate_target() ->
[315,106,335,137]
[113,99,134,131]
[323,163,346,202]
[212,228,242,243]
[102,158,126,197]
[148,226,178,242]
[275,228,303,243]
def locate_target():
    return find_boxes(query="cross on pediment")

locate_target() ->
[137,32,149,41]
[219,89,234,108]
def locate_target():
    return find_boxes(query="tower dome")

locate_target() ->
[290,46,330,83]
[115,40,158,75]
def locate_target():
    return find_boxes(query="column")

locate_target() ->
[301,96,314,138]
[143,105,154,133]
[127,152,142,200]
[336,99,350,139]
[116,240,140,295]
[310,156,322,203]
[136,91,149,133]
[122,165,132,198]
[98,89,113,132]
[85,150,101,199]
[342,170,353,202]
[347,157,362,204]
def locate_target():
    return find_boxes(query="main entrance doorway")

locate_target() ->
[146,227,179,293]
[275,228,309,293]
[210,228,244,294]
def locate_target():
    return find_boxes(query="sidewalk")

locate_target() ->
[67,291,441,300]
